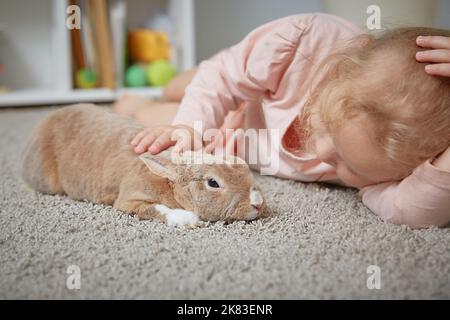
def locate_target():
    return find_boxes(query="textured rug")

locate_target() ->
[0,106,449,299]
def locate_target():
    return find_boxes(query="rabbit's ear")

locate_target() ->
[139,153,175,180]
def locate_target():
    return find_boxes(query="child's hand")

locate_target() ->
[204,104,246,154]
[131,124,202,154]
[416,36,450,77]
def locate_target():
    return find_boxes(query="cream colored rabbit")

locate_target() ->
[21,104,264,227]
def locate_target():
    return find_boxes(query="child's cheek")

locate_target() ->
[336,166,372,189]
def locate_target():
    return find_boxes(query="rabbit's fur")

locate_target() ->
[22,104,264,227]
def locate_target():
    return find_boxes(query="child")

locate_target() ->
[114,13,450,228]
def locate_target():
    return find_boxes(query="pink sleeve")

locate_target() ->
[171,14,313,131]
[358,159,450,228]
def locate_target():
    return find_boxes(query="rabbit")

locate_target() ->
[21,104,265,227]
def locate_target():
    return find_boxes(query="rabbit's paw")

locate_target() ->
[155,204,202,228]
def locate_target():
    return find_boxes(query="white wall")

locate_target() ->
[194,0,321,62]
[322,0,437,29]
[322,0,450,29]
[437,0,450,29]
[194,0,450,63]
[0,0,54,90]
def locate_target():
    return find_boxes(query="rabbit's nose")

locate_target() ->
[251,204,262,212]
[250,189,263,211]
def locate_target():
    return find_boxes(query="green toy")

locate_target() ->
[75,68,97,89]
[147,60,175,86]
[125,64,148,87]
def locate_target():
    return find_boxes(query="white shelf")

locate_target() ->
[0,0,195,107]
[0,87,164,107]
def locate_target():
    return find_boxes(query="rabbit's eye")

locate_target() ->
[206,178,220,188]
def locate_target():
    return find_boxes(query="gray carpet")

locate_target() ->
[0,106,449,299]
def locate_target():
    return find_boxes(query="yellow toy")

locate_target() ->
[128,29,170,63]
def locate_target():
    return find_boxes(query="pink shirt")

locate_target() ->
[172,13,450,228]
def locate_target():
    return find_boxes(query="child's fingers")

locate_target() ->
[224,128,243,156]
[220,106,246,131]
[416,36,450,50]
[173,140,187,153]
[131,127,166,146]
[416,49,450,63]
[172,126,203,152]
[148,132,175,154]
[134,132,159,154]
[203,134,223,154]
[173,136,203,153]
[131,129,151,146]
[424,63,450,77]
[204,129,240,156]
[204,141,215,154]
[172,127,193,152]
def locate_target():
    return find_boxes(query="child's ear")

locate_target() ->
[139,153,176,181]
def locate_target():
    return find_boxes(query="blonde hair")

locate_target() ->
[298,27,450,176]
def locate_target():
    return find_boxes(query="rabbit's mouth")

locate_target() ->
[219,188,264,222]
[245,207,260,221]
[222,202,262,222]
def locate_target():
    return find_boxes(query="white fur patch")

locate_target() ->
[245,209,258,221]
[250,190,263,206]
[247,189,263,220]
[155,204,200,227]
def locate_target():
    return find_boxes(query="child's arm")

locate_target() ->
[171,15,317,133]
[359,149,450,228]
[133,15,313,154]
[359,36,450,229]
[133,14,362,154]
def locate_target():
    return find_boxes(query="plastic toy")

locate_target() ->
[128,29,170,63]
[125,64,148,87]
[75,69,97,89]
[147,60,175,86]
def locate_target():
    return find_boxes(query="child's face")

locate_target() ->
[311,113,404,188]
